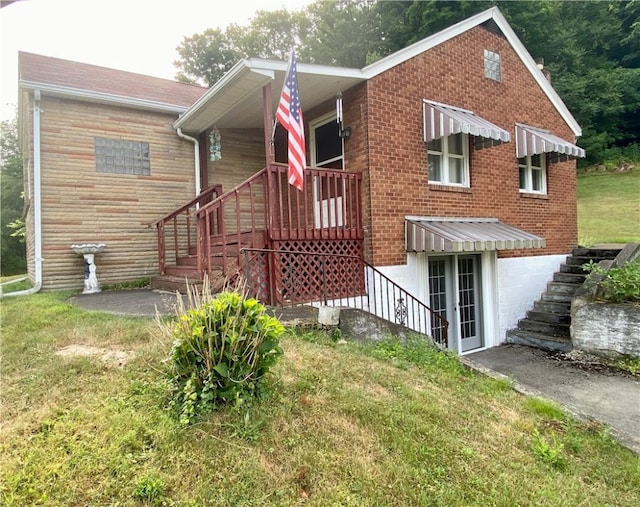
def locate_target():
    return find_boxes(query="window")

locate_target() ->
[95,137,150,175]
[518,154,546,193]
[484,50,501,82]
[312,115,343,169]
[427,133,469,186]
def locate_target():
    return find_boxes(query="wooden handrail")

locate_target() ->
[153,184,222,226]
[154,184,222,275]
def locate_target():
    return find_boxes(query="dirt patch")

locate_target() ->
[55,344,132,367]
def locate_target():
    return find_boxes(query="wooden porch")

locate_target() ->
[152,163,364,303]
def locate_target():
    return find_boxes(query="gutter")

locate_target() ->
[176,128,201,196]
[3,90,43,298]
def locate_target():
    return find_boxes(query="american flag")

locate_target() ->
[276,51,305,191]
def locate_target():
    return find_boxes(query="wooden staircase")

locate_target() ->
[151,164,364,296]
[506,246,623,351]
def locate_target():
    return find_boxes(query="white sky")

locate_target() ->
[0,0,312,121]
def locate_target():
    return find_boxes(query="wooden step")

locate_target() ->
[150,274,203,294]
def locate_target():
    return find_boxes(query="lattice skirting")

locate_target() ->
[243,239,364,306]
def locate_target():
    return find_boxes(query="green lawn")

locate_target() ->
[577,169,640,244]
[1,293,639,506]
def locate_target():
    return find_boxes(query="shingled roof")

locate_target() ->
[19,52,207,110]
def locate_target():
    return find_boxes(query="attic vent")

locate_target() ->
[484,50,501,82]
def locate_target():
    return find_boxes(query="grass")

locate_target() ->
[0,274,32,294]
[577,168,640,244]
[1,293,639,506]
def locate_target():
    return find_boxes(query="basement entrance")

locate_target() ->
[428,254,483,353]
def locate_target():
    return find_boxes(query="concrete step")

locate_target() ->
[560,263,588,275]
[517,318,570,337]
[565,255,598,267]
[552,271,586,284]
[540,291,573,303]
[526,310,571,325]
[506,329,572,353]
[533,300,571,315]
[546,281,579,296]
[572,247,622,259]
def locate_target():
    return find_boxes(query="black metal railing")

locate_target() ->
[241,248,448,347]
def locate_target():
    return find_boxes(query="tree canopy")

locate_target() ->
[1,116,26,275]
[173,0,639,165]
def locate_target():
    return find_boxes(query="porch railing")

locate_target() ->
[241,248,449,347]
[193,164,363,278]
[154,184,222,275]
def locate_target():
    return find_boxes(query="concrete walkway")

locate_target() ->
[467,345,640,454]
[69,289,639,454]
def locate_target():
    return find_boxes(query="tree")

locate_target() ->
[173,0,639,165]
[0,116,26,275]
[300,0,380,67]
[174,9,306,86]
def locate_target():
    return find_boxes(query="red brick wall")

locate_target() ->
[355,25,578,266]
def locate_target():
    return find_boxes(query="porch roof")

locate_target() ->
[405,217,545,253]
[173,59,365,133]
[515,123,586,159]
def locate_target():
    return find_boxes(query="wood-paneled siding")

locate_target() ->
[35,96,196,290]
[205,128,267,234]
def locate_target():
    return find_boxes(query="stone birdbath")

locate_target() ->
[71,243,106,294]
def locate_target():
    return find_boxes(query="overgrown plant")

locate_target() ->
[162,286,284,425]
[531,430,567,470]
[583,258,640,303]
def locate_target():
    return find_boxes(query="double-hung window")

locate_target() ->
[518,154,546,194]
[427,133,469,186]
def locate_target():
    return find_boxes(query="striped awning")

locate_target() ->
[516,123,585,159]
[423,100,511,148]
[405,217,545,253]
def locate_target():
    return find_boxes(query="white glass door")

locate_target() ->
[427,255,483,353]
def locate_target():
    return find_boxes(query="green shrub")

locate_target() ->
[583,258,640,303]
[167,291,284,425]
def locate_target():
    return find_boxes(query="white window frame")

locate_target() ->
[427,133,469,187]
[518,154,547,194]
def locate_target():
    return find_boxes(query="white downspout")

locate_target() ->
[176,128,201,196]
[3,90,43,298]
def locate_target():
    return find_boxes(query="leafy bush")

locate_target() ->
[167,291,284,425]
[583,258,640,303]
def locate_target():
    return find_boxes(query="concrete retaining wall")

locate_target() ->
[571,296,640,358]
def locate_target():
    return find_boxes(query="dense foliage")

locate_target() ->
[167,292,284,425]
[584,258,640,303]
[174,0,640,167]
[0,117,26,275]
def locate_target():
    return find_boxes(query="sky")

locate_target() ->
[0,0,312,121]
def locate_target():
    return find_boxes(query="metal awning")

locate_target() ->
[423,99,511,148]
[516,123,585,159]
[405,217,545,253]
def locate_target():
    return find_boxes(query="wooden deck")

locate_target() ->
[153,164,364,298]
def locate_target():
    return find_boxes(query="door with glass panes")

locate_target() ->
[428,254,483,352]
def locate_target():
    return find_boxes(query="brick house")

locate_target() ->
[19,7,585,353]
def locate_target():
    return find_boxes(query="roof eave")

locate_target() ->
[363,6,582,138]
[19,80,189,114]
